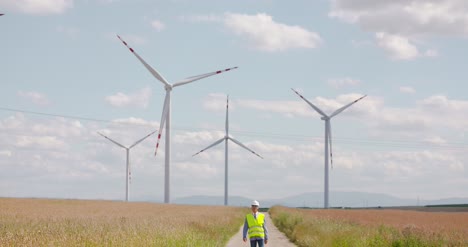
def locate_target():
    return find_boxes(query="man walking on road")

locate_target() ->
[243,200,269,247]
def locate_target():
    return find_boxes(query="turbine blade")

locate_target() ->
[129,161,132,184]
[327,121,333,169]
[291,88,328,118]
[228,137,263,159]
[172,67,238,87]
[330,95,367,118]
[154,93,170,156]
[129,130,157,149]
[192,137,225,157]
[225,95,229,135]
[116,35,171,87]
[97,132,127,149]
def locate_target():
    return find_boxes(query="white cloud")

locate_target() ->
[234,93,369,118]
[181,14,221,23]
[17,91,51,106]
[96,0,117,4]
[0,114,26,130]
[375,32,437,60]
[399,86,416,94]
[0,150,12,157]
[105,87,152,108]
[16,135,67,150]
[364,95,468,139]
[30,118,84,138]
[328,78,361,89]
[202,93,229,112]
[0,114,161,200]
[224,13,322,52]
[0,0,73,15]
[175,161,219,178]
[375,32,420,60]
[419,95,468,113]
[371,107,429,134]
[151,20,165,31]
[330,0,463,59]
[237,99,313,118]
[174,130,224,146]
[379,151,464,176]
[187,13,322,52]
[0,102,467,201]
[111,117,157,127]
[329,0,468,37]
[214,94,468,144]
[425,49,439,57]
[424,136,447,145]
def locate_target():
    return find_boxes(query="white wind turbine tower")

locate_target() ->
[291,89,366,209]
[117,35,237,203]
[98,130,156,202]
[192,95,263,206]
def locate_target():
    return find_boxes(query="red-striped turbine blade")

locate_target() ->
[154,94,170,156]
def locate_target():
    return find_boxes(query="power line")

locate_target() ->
[1,106,467,151]
[0,107,112,124]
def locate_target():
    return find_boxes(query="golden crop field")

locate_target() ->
[300,208,468,235]
[270,206,468,247]
[0,198,249,247]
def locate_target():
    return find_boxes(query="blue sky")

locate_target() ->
[1,0,467,206]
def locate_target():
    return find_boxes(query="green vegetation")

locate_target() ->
[269,206,467,247]
[425,204,468,208]
[0,198,249,247]
[258,207,270,212]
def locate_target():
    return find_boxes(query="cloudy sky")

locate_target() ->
[1,0,467,206]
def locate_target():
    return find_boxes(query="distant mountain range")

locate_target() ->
[164,192,468,208]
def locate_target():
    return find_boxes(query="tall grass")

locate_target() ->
[0,198,249,246]
[270,206,468,247]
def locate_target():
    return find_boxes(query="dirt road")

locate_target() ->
[225,212,296,247]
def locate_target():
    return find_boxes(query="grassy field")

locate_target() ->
[0,198,249,246]
[270,206,468,247]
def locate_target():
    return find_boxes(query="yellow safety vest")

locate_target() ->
[246,213,265,239]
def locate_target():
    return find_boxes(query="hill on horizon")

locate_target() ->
[168,191,468,208]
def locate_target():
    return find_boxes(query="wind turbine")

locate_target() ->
[117,35,237,203]
[98,130,156,202]
[192,95,263,206]
[291,88,366,209]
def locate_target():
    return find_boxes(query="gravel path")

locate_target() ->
[225,212,296,247]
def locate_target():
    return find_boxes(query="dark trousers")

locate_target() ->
[250,239,264,247]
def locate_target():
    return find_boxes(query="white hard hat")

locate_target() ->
[251,200,260,206]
